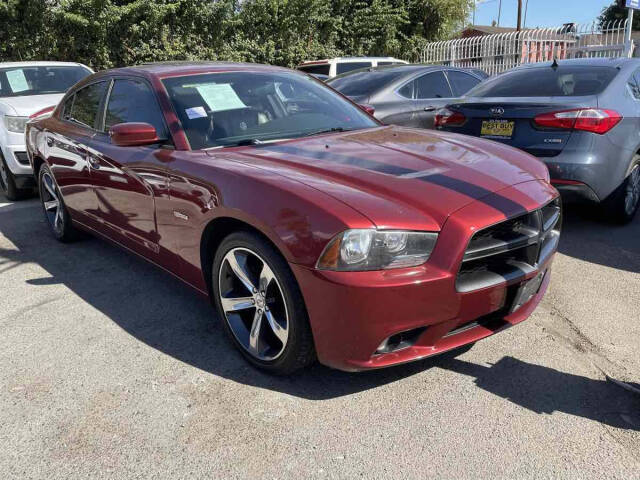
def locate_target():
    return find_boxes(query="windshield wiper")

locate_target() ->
[302,127,352,137]
[225,138,265,147]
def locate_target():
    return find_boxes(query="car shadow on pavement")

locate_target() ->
[0,198,638,429]
[437,356,640,431]
[558,202,640,274]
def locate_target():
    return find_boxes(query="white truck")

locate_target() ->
[0,61,92,200]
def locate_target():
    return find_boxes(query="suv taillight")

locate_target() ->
[435,108,466,128]
[533,108,622,134]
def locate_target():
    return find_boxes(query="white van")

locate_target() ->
[297,57,408,78]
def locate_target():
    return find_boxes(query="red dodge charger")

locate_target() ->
[26,63,561,374]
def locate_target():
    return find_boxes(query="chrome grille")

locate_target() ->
[456,198,561,293]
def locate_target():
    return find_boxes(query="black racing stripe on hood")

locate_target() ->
[263,144,414,176]
[260,144,527,217]
[425,174,527,217]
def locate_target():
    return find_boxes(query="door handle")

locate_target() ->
[423,106,437,112]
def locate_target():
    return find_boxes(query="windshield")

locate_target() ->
[0,66,91,98]
[328,69,407,97]
[466,65,619,98]
[162,71,378,149]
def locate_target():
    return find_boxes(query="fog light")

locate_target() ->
[375,327,426,354]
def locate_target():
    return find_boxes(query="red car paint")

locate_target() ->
[26,63,559,371]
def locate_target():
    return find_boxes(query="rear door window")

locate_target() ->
[104,78,168,138]
[68,81,108,129]
[336,62,372,75]
[468,66,619,97]
[414,71,453,99]
[447,71,482,96]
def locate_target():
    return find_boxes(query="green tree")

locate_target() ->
[598,2,640,30]
[0,0,474,68]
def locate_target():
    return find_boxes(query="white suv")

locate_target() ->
[0,61,92,200]
[297,57,408,79]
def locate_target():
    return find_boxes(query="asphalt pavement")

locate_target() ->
[0,193,638,479]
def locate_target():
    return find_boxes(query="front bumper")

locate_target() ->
[1,143,33,176]
[292,180,559,371]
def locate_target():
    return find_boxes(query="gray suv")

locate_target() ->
[437,58,640,223]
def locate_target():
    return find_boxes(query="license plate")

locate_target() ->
[510,270,546,313]
[481,120,515,138]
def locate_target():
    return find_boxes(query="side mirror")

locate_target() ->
[358,104,375,116]
[109,122,160,147]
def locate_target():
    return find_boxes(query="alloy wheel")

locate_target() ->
[625,165,640,216]
[218,247,289,361]
[41,171,64,234]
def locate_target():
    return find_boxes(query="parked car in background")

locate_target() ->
[327,64,487,129]
[26,62,559,374]
[0,61,92,200]
[297,57,408,78]
[436,58,640,223]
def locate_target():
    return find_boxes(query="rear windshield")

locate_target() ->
[297,64,330,76]
[467,66,619,97]
[336,62,372,75]
[328,69,407,96]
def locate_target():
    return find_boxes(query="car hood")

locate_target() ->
[0,93,64,116]
[211,126,549,230]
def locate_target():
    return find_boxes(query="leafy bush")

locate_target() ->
[0,0,472,70]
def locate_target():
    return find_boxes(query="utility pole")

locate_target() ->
[523,0,529,29]
[517,0,523,31]
[626,6,634,57]
[497,0,502,26]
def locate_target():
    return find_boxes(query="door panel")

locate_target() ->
[87,77,172,259]
[89,139,167,257]
[47,124,98,223]
[48,81,109,224]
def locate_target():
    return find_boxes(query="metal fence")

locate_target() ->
[420,20,631,75]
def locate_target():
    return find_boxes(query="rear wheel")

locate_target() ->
[603,157,640,224]
[0,152,23,201]
[38,164,79,242]
[212,231,316,374]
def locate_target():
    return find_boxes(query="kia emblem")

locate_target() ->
[490,107,505,116]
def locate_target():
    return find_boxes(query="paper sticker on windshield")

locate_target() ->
[195,83,246,112]
[6,69,29,93]
[185,106,207,119]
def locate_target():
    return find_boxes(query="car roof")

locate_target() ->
[514,57,640,71]
[328,63,472,82]
[298,57,406,65]
[0,61,90,68]
[102,61,293,79]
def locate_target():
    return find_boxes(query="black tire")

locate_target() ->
[38,163,79,242]
[212,231,316,374]
[0,152,23,201]
[603,156,640,224]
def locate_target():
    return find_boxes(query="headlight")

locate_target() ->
[317,229,438,271]
[4,116,29,133]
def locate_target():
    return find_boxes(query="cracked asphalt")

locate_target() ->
[0,193,638,479]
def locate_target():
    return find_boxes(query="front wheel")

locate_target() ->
[212,231,316,374]
[603,157,640,224]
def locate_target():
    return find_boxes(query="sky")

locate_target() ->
[471,0,617,28]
